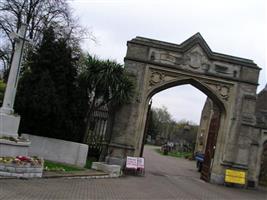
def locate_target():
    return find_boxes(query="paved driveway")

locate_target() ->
[0,145,266,200]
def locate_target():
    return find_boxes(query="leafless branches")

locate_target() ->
[0,0,90,73]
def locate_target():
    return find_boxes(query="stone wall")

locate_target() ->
[251,85,267,186]
[22,134,88,167]
[0,162,43,178]
[255,85,267,127]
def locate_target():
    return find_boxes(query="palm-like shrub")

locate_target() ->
[78,55,134,142]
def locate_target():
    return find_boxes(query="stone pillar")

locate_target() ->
[106,60,149,166]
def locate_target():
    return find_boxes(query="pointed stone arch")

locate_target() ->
[146,71,227,113]
[106,33,261,186]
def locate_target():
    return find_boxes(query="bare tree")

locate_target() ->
[0,0,90,74]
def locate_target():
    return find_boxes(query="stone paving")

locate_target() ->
[0,146,266,200]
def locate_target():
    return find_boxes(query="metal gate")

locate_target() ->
[86,108,110,159]
[201,104,221,181]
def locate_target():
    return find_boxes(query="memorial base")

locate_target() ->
[0,138,38,178]
[0,139,30,157]
[0,157,43,178]
[0,112,20,137]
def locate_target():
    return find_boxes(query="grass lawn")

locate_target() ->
[44,160,85,172]
[155,149,193,158]
[44,157,98,172]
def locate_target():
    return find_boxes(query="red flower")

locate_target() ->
[16,156,31,162]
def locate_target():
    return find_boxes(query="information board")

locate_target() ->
[225,169,246,185]
[137,157,145,169]
[126,156,138,169]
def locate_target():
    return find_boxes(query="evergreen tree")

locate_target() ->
[15,26,82,141]
[14,27,134,144]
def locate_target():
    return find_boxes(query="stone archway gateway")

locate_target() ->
[106,33,261,186]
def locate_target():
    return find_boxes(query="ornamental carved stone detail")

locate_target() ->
[149,46,241,80]
[204,82,231,101]
[184,51,208,70]
[149,71,165,86]
[148,69,178,91]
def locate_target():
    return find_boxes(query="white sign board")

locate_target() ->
[137,157,145,169]
[126,156,138,169]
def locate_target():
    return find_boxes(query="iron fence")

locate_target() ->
[86,108,111,159]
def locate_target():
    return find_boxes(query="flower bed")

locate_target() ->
[0,156,43,166]
[0,136,29,143]
[0,156,43,178]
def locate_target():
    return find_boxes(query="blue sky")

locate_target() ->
[70,0,266,123]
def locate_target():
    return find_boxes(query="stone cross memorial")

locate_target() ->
[0,25,44,179]
[0,24,28,137]
[0,23,31,159]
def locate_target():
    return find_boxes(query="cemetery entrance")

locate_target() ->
[106,33,262,186]
[140,82,224,181]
